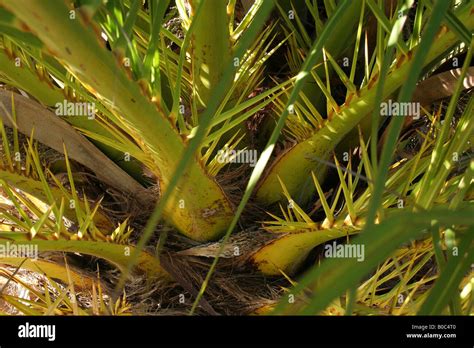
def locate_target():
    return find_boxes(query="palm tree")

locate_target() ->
[0,0,472,315]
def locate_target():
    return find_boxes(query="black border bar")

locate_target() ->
[0,315,472,346]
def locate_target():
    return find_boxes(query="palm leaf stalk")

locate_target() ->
[0,0,235,241]
[0,46,146,183]
[255,1,473,206]
[0,123,169,282]
[178,0,232,111]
